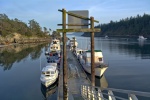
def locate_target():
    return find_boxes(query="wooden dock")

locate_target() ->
[57,47,91,100]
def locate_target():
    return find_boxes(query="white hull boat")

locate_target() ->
[50,38,61,52]
[40,63,59,87]
[68,37,78,50]
[48,51,61,64]
[138,35,147,41]
[74,48,87,59]
[81,63,108,77]
[79,50,108,77]
[45,51,49,55]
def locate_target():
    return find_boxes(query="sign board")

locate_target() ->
[68,10,89,29]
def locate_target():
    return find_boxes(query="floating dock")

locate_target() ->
[57,47,91,100]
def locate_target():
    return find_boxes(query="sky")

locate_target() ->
[0,0,150,31]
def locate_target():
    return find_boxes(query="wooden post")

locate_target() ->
[57,9,100,99]
[73,37,76,51]
[62,8,68,100]
[90,17,95,86]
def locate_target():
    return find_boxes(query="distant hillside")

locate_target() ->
[82,14,150,37]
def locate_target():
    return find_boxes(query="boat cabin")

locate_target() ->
[50,44,61,51]
[52,39,60,44]
[41,66,57,77]
[82,50,104,64]
[74,48,87,57]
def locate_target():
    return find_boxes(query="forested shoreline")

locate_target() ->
[0,14,50,37]
[82,14,150,38]
[0,14,61,45]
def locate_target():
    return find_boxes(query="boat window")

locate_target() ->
[79,51,82,54]
[46,71,50,74]
[99,58,102,61]
[51,71,55,74]
[42,72,45,74]
[53,41,57,44]
[56,47,58,49]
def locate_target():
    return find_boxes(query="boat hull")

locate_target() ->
[41,76,58,87]
[81,63,108,77]
[40,69,59,87]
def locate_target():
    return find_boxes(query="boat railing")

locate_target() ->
[81,84,150,100]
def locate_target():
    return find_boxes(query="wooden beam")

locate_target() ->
[57,28,101,32]
[90,17,95,87]
[57,24,90,26]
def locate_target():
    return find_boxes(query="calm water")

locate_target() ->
[0,43,58,100]
[1,36,150,99]
[68,35,150,99]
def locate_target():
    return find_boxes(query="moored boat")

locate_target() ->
[40,64,59,87]
[79,50,108,77]
[47,51,61,65]
[45,51,49,55]
[105,35,109,38]
[50,38,61,53]
[68,37,78,50]
[74,48,87,60]
[137,35,147,41]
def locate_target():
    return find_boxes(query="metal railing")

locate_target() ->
[81,85,150,100]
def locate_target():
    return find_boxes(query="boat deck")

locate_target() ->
[57,47,91,100]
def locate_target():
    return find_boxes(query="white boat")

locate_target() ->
[48,51,61,64]
[68,37,78,50]
[79,50,108,77]
[50,39,61,52]
[74,48,87,59]
[51,38,60,45]
[137,35,147,41]
[40,63,59,87]
[105,35,109,38]
[45,51,49,55]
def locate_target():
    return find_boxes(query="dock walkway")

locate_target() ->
[57,47,91,100]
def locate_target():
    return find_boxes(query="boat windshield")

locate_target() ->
[42,71,55,77]
[86,57,102,63]
[79,51,82,54]
[42,72,45,74]
[51,71,55,74]
[53,41,57,44]
[98,58,102,61]
[42,71,50,75]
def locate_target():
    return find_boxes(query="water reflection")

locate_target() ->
[87,74,108,89]
[108,42,150,59]
[41,78,58,99]
[138,40,145,47]
[0,43,48,70]
[75,36,150,59]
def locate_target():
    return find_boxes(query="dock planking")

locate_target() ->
[57,46,91,100]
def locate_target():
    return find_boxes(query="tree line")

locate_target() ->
[82,13,150,37]
[0,13,51,37]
